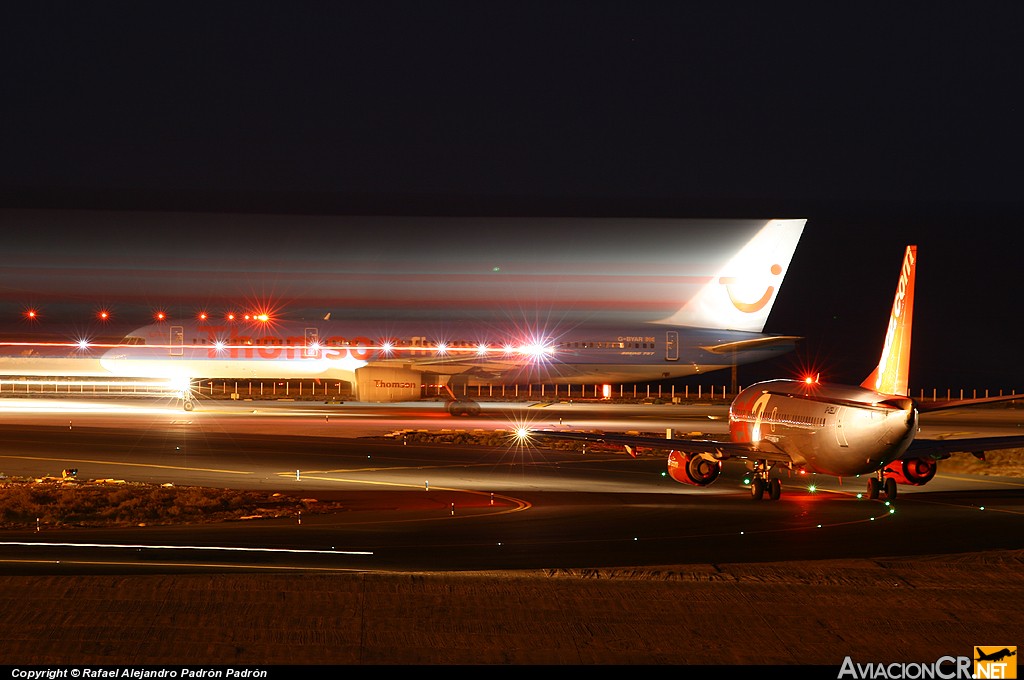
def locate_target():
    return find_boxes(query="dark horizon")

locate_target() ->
[3,4,1022,393]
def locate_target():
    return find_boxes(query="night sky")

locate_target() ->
[2,3,1022,392]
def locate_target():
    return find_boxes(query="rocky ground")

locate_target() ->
[0,476,348,529]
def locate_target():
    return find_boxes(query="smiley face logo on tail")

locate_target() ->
[719,263,785,314]
[656,219,805,332]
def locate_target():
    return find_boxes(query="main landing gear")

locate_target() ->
[441,383,481,416]
[179,383,196,412]
[447,399,481,417]
[866,474,898,501]
[749,460,781,501]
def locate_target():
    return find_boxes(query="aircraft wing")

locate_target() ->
[528,429,795,464]
[902,435,1024,461]
[374,354,525,373]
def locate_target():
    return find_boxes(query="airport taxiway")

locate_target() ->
[0,396,1021,666]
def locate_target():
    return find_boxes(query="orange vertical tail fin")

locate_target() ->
[861,245,917,396]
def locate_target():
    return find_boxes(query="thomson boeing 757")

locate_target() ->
[0,219,805,414]
[529,244,1024,500]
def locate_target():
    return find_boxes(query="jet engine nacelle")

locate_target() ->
[883,457,938,486]
[667,450,722,487]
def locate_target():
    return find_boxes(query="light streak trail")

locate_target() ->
[0,541,371,555]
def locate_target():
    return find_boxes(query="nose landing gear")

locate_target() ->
[866,475,897,501]
[749,461,782,501]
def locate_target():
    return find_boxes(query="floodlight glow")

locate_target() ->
[518,341,555,358]
[476,344,489,355]
[213,340,227,352]
[435,343,448,355]
[76,339,90,350]
[168,376,192,394]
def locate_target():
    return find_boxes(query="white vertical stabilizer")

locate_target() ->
[656,218,806,331]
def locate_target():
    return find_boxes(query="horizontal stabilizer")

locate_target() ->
[699,335,802,355]
[904,434,1024,460]
[917,393,1024,413]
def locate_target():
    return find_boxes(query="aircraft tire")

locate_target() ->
[867,477,880,500]
[750,478,765,500]
[447,400,481,417]
[884,477,898,500]
[768,478,781,500]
